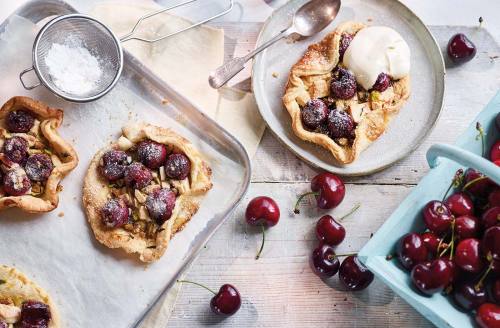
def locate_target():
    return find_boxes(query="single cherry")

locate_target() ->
[124,162,152,189]
[315,204,359,246]
[455,238,485,273]
[3,136,28,164]
[372,73,390,92]
[20,300,51,327]
[164,153,191,180]
[338,256,374,291]
[100,149,128,182]
[420,232,442,256]
[483,226,500,261]
[491,141,500,162]
[410,259,453,295]
[3,166,31,196]
[464,168,494,198]
[294,172,345,213]
[25,153,53,182]
[339,33,353,61]
[482,207,500,229]
[440,257,459,284]
[489,189,500,207]
[455,215,480,239]
[422,200,453,234]
[397,233,428,270]
[454,281,487,311]
[145,188,176,225]
[245,196,280,259]
[137,140,167,169]
[301,99,329,130]
[330,67,356,100]
[445,192,474,217]
[447,33,477,64]
[327,109,355,139]
[6,110,35,133]
[310,243,341,278]
[101,198,129,228]
[178,280,241,316]
[476,303,500,328]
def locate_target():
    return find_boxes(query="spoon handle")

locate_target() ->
[209,28,291,89]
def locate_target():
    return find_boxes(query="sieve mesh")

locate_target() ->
[34,16,122,102]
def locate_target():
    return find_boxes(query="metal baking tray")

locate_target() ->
[0,1,250,327]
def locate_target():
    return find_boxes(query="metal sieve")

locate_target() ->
[19,0,234,103]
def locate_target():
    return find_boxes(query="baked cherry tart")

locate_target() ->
[83,123,212,262]
[0,96,77,213]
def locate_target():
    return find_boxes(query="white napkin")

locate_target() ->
[91,2,265,326]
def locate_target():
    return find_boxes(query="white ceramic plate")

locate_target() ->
[252,0,445,176]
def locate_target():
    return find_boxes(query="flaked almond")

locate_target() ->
[117,135,134,151]
[139,205,151,222]
[337,138,348,146]
[134,189,147,204]
[159,166,166,181]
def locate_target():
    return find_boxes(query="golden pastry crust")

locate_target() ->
[0,96,78,212]
[283,21,411,164]
[0,265,60,327]
[82,122,212,262]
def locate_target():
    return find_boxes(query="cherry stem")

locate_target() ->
[255,223,265,260]
[177,280,216,295]
[449,220,455,261]
[462,176,489,191]
[293,191,319,214]
[339,203,361,221]
[475,260,494,291]
[476,122,485,157]
[328,252,358,261]
[441,169,464,202]
[436,231,449,255]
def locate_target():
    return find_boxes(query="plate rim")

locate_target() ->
[251,0,446,176]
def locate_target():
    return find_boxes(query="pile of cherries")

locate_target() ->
[0,300,52,328]
[0,110,54,196]
[395,114,500,327]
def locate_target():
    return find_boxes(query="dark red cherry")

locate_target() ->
[3,136,28,164]
[420,232,442,256]
[315,215,345,246]
[464,168,494,198]
[164,153,191,180]
[99,149,128,181]
[455,215,480,239]
[301,99,329,130]
[210,284,241,316]
[6,110,35,133]
[491,141,500,162]
[490,279,500,304]
[455,238,485,273]
[20,300,51,327]
[410,259,453,295]
[440,257,459,284]
[445,192,474,217]
[338,256,374,291]
[447,33,477,64]
[124,162,152,189]
[330,67,356,100]
[327,108,355,139]
[295,173,345,213]
[3,167,31,196]
[476,303,500,328]
[397,233,428,270]
[489,189,500,207]
[422,200,453,234]
[137,140,167,169]
[25,154,53,182]
[245,196,280,227]
[339,33,353,61]
[453,281,487,310]
[483,226,500,261]
[145,188,176,225]
[482,207,500,229]
[310,243,340,278]
[372,73,390,92]
[101,198,129,228]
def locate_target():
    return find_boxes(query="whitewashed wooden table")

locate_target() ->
[2,1,500,327]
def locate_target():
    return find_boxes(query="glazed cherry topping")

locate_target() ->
[476,303,500,328]
[338,256,374,291]
[397,233,428,270]
[482,226,500,261]
[420,232,442,256]
[20,300,51,327]
[310,243,340,278]
[330,67,356,100]
[6,110,35,133]
[481,207,500,229]
[137,140,167,169]
[245,196,280,227]
[455,215,480,239]
[3,167,31,196]
[124,162,152,189]
[3,136,28,164]
[490,141,500,162]
[164,153,191,180]
[101,198,129,228]
[455,238,485,273]
[301,99,329,130]
[372,73,390,92]
[316,215,345,246]
[445,192,474,217]
[339,33,353,61]
[0,321,6,328]
[447,33,477,64]
[210,284,241,316]
[100,149,128,182]
[422,200,453,234]
[327,109,355,139]
[145,188,176,225]
[410,259,453,295]
[453,281,487,311]
[25,154,53,182]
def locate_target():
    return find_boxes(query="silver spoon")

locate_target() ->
[208,0,341,89]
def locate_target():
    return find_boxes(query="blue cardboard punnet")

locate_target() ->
[359,91,500,328]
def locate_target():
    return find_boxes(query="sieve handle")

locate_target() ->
[19,67,41,90]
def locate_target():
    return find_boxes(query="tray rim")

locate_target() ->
[3,1,252,327]
[251,0,446,176]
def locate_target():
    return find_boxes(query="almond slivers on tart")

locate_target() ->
[283,22,411,164]
[83,123,212,262]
